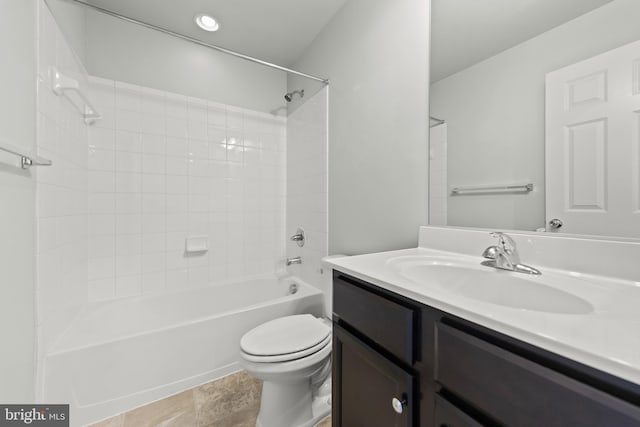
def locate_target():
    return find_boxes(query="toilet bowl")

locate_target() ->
[240,314,332,427]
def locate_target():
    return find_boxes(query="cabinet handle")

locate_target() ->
[392,397,407,414]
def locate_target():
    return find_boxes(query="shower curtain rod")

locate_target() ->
[55,0,330,84]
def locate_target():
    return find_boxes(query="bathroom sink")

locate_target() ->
[386,256,593,314]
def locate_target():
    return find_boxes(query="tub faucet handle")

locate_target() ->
[290,227,305,247]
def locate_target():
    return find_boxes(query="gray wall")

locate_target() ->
[290,0,431,255]
[431,0,640,231]
[0,0,37,402]
[84,9,287,113]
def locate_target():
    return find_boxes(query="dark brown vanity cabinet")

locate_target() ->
[332,272,419,426]
[332,270,640,427]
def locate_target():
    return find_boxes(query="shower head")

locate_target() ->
[284,89,304,102]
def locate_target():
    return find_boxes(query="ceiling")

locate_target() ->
[85,0,348,67]
[431,0,614,82]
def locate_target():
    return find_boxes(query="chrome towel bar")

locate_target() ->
[451,183,533,195]
[0,139,52,169]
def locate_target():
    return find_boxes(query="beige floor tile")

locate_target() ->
[123,390,196,427]
[198,404,259,427]
[88,414,124,427]
[315,415,332,427]
[193,371,262,426]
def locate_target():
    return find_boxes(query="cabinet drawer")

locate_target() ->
[435,322,640,427]
[333,272,417,364]
[434,394,484,427]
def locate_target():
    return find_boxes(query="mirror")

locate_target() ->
[429,0,640,238]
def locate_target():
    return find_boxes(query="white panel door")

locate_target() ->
[546,39,640,238]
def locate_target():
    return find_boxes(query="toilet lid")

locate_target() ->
[240,314,331,357]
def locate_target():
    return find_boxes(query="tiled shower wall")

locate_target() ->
[36,0,89,366]
[286,88,328,299]
[87,78,287,301]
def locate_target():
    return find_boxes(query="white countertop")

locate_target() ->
[325,246,640,386]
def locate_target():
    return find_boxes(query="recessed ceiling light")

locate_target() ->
[195,14,220,32]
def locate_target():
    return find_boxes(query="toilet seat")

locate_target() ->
[241,314,331,363]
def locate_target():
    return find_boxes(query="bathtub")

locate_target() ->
[42,275,324,427]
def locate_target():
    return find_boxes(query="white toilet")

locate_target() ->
[240,314,332,427]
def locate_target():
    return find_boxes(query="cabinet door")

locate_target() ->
[433,394,484,427]
[333,324,416,427]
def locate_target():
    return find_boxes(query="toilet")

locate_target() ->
[240,314,332,427]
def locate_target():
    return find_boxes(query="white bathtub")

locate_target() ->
[42,275,324,427]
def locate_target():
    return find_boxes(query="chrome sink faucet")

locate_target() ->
[482,232,541,275]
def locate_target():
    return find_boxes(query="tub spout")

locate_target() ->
[286,257,302,266]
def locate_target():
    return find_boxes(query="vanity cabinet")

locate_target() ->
[332,270,640,427]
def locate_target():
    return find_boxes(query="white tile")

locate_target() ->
[116,109,141,133]
[166,116,188,138]
[116,130,142,153]
[88,148,115,171]
[141,113,165,135]
[188,267,209,287]
[141,153,166,175]
[166,156,188,175]
[166,175,188,194]
[188,139,209,160]
[166,251,188,270]
[141,134,165,155]
[188,176,209,195]
[140,87,165,115]
[166,268,188,289]
[88,278,116,301]
[116,213,142,235]
[115,172,142,193]
[89,235,115,259]
[89,193,115,214]
[141,252,165,274]
[188,158,210,176]
[188,121,208,140]
[166,213,188,232]
[115,81,141,111]
[142,194,166,213]
[116,151,142,173]
[166,194,189,213]
[89,171,116,193]
[89,127,116,150]
[226,106,243,130]
[116,234,142,256]
[142,213,166,234]
[89,214,116,235]
[88,256,115,280]
[116,253,142,276]
[116,275,142,297]
[166,137,188,157]
[207,102,226,127]
[165,92,188,118]
[188,97,208,120]
[142,233,166,253]
[142,272,166,294]
[115,193,142,214]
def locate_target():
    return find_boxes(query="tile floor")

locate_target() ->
[89,370,331,427]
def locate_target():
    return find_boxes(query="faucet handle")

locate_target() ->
[490,231,520,265]
[490,232,516,250]
[481,246,498,260]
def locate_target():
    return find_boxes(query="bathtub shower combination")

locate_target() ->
[43,276,324,425]
[35,0,329,425]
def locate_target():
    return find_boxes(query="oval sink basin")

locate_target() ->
[388,256,593,315]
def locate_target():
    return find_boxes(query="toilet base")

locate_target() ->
[255,379,331,427]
